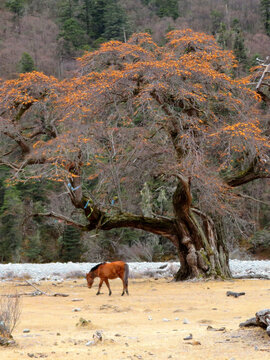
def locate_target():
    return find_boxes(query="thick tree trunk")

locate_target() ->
[172,175,231,280]
[173,211,231,280]
[80,174,232,281]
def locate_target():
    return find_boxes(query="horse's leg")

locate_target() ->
[124,264,129,295]
[96,279,103,295]
[125,282,129,295]
[104,278,112,296]
[120,273,129,296]
[120,275,126,296]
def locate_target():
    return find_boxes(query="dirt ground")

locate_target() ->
[0,278,269,360]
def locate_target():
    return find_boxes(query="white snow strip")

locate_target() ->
[0,260,269,281]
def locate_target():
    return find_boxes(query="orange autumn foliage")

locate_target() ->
[0,30,269,213]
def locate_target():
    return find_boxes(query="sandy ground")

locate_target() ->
[0,278,269,360]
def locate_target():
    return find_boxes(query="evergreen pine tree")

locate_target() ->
[260,0,270,36]
[18,52,35,73]
[81,0,92,35]
[210,10,224,35]
[89,0,107,39]
[102,0,128,41]
[216,22,230,49]
[232,19,247,68]
[155,0,179,20]
[141,0,179,20]
[89,0,128,43]
[0,187,23,262]
[22,231,42,262]
[5,0,25,18]
[60,225,82,262]
[57,0,88,54]
[60,18,85,50]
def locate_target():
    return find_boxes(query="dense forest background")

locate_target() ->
[0,0,269,263]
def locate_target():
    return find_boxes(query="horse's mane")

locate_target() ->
[90,262,106,272]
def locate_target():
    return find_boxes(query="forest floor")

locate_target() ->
[0,278,269,359]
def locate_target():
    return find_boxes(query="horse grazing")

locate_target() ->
[86,261,129,296]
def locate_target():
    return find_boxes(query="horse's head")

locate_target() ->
[86,272,94,288]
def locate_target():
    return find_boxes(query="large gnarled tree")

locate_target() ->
[0,30,269,280]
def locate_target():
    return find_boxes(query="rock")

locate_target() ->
[86,330,103,346]
[226,291,245,298]
[148,316,153,321]
[175,317,179,321]
[186,340,201,346]
[207,325,226,331]
[27,353,48,358]
[198,319,213,324]
[163,318,170,322]
[71,298,83,302]
[23,329,30,333]
[85,340,95,346]
[183,318,189,324]
[72,308,81,312]
[93,330,103,342]
[183,334,193,340]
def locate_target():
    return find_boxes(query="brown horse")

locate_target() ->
[86,261,129,296]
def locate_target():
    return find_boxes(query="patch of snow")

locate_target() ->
[0,260,269,281]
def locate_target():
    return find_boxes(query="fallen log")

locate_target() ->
[25,281,69,297]
[240,309,270,336]
[1,281,69,298]
[226,291,245,298]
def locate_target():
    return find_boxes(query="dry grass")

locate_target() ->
[0,278,269,359]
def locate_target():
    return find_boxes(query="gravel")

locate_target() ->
[0,260,269,282]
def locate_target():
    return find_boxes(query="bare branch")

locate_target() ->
[256,64,270,91]
[33,211,88,230]
[0,160,20,171]
[2,130,30,154]
[235,192,270,206]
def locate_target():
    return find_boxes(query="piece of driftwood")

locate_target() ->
[1,282,69,298]
[1,291,45,297]
[25,281,69,297]
[240,309,270,336]
[226,291,245,298]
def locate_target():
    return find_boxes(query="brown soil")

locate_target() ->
[0,278,269,359]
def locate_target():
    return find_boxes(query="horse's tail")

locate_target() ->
[124,263,129,286]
